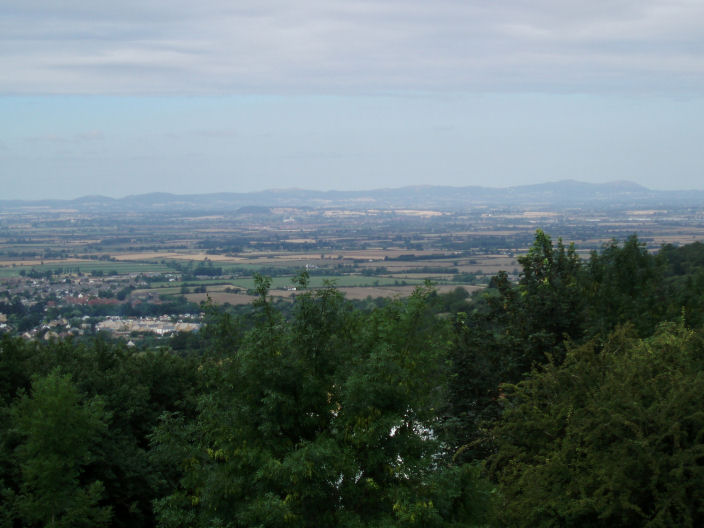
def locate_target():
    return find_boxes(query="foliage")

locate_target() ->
[445,308,515,464]
[516,230,584,364]
[152,281,493,527]
[10,370,112,528]
[490,324,704,527]
[658,241,704,328]
[0,336,201,528]
[444,231,584,463]
[585,235,666,337]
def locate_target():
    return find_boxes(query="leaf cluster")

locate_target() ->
[490,324,704,527]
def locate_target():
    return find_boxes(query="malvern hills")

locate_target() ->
[3,180,703,212]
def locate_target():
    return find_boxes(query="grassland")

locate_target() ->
[0,260,173,278]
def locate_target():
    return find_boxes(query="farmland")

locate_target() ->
[2,194,704,340]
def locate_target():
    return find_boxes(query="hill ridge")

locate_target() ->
[2,180,701,212]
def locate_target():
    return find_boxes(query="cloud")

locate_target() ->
[2,0,704,94]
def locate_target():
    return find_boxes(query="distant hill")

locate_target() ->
[2,180,702,213]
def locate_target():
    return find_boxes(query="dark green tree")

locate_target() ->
[657,241,704,328]
[0,335,201,528]
[490,324,704,527]
[445,231,584,463]
[11,370,112,528]
[516,229,584,366]
[585,235,666,337]
[56,338,201,528]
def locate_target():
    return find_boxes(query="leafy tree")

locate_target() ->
[444,308,515,464]
[585,235,666,337]
[516,229,584,366]
[658,241,704,328]
[11,370,112,528]
[0,335,35,406]
[152,281,493,527]
[50,338,201,528]
[659,240,704,277]
[0,335,201,528]
[490,324,704,527]
[445,232,583,463]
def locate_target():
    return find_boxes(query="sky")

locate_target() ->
[1,0,704,199]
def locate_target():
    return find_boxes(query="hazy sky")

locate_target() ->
[2,0,704,199]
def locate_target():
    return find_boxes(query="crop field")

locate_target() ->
[184,283,483,305]
[336,284,484,300]
[137,275,429,296]
[0,260,173,278]
[113,252,249,262]
[3,201,704,310]
[185,291,257,305]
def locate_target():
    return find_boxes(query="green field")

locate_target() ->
[0,260,173,278]
[140,274,429,296]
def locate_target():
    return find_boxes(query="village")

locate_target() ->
[0,269,202,341]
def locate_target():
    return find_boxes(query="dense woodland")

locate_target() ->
[2,231,704,527]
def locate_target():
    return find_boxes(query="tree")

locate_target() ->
[516,229,584,366]
[585,235,666,338]
[444,232,584,463]
[490,324,704,527]
[152,282,493,527]
[11,370,111,528]
[444,309,515,464]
